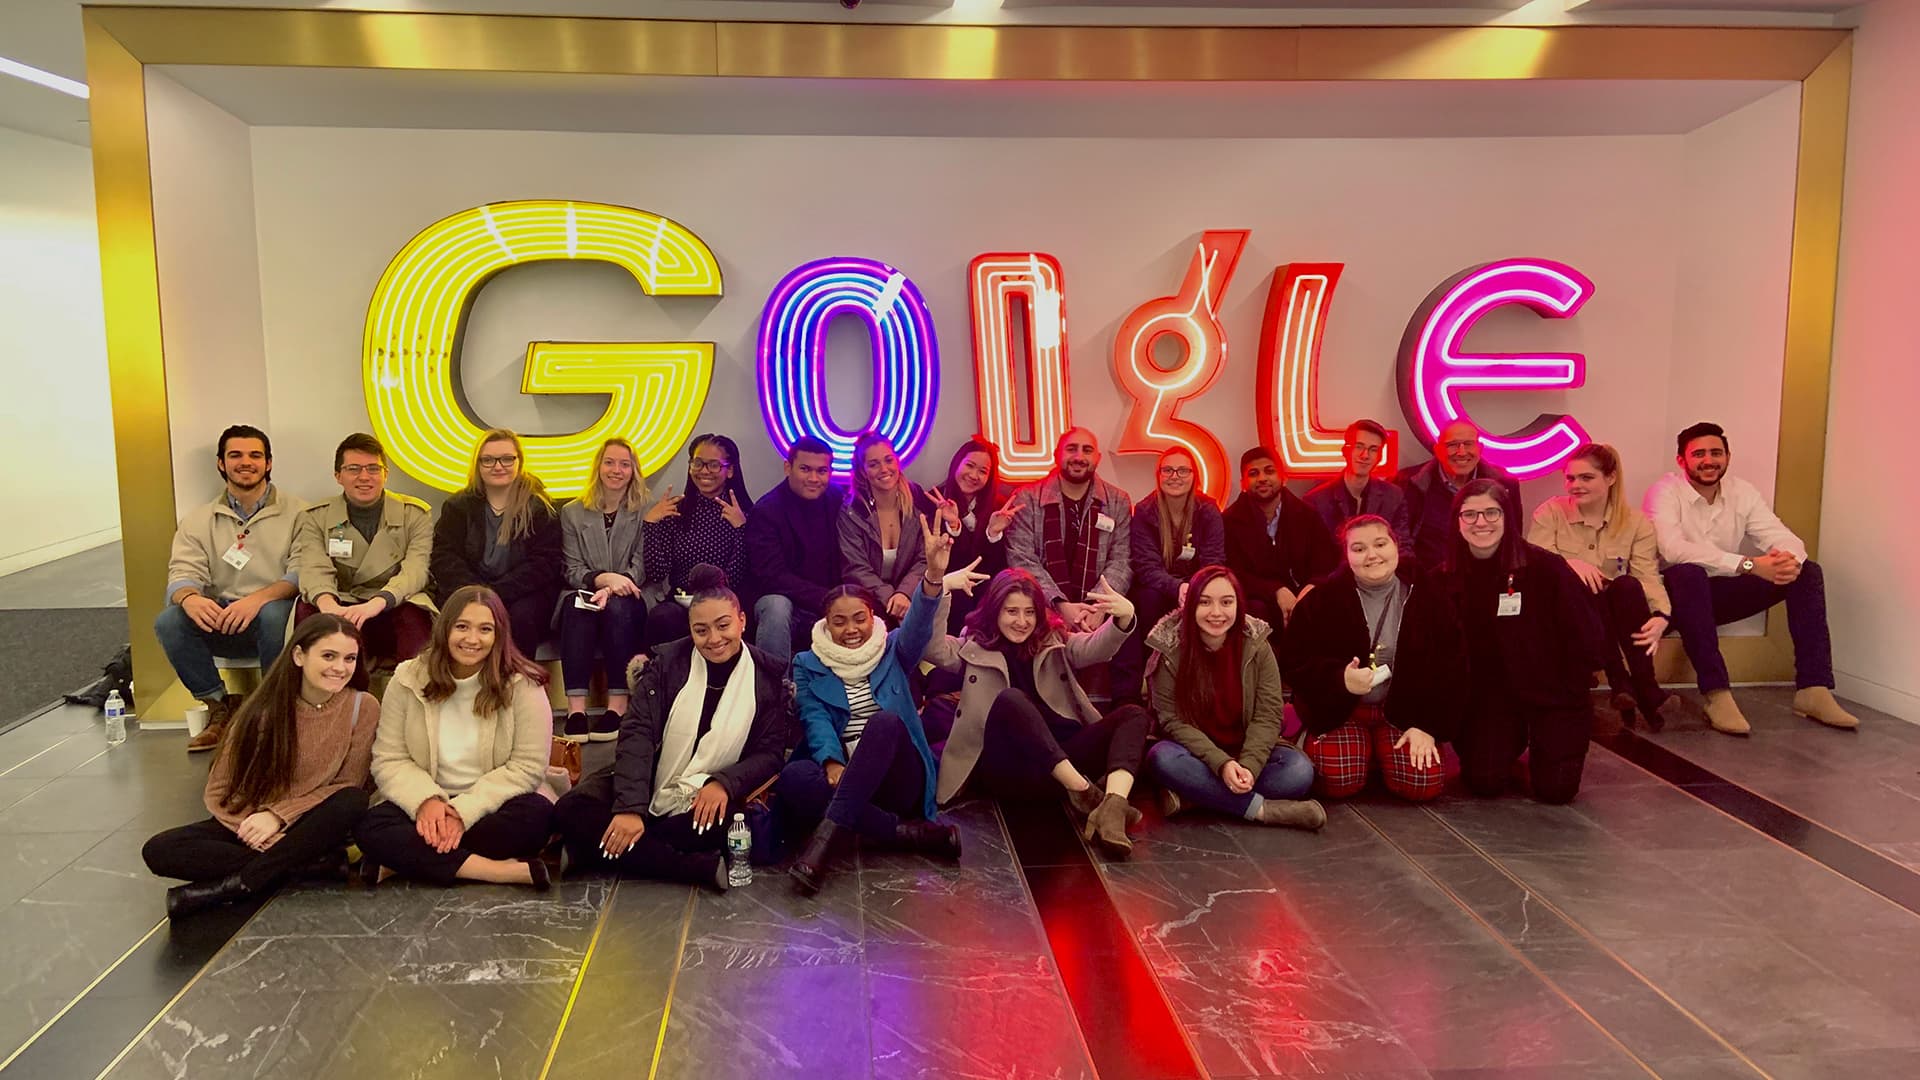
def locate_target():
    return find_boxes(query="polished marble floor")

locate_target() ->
[1,685,1916,1080]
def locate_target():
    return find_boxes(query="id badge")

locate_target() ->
[1497,592,1523,617]
[1095,513,1115,533]
[1179,543,1196,562]
[1369,664,1393,688]
[327,536,354,558]
[220,543,252,571]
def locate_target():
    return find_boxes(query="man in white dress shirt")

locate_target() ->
[1643,421,1856,736]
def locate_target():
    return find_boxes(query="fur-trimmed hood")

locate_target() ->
[1144,609,1274,658]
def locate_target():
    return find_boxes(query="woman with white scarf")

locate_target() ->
[552,564,788,890]
[783,515,989,894]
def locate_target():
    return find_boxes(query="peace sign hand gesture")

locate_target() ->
[644,485,682,523]
[985,500,1019,543]
[1085,575,1135,627]
[929,486,962,534]
[718,491,747,528]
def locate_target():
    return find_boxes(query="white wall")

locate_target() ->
[1825,3,1920,721]
[228,124,1793,516]
[0,126,118,574]
[146,71,271,517]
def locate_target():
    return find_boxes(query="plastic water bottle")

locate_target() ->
[726,813,753,887]
[103,691,128,747]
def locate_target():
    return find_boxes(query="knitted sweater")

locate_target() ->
[204,689,378,831]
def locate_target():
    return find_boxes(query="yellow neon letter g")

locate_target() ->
[362,200,722,495]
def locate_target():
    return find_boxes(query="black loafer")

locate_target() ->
[561,711,590,743]
[589,711,620,742]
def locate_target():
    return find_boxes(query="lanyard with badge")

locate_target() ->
[1367,583,1406,688]
[1497,574,1523,617]
[221,524,254,571]
[328,522,354,559]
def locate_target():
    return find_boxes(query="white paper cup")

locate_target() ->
[184,704,210,739]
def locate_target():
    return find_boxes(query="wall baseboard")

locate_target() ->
[0,528,122,578]
[1835,670,1919,725]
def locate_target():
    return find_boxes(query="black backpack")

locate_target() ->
[65,643,134,712]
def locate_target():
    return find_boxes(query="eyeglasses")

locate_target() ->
[689,457,731,473]
[478,455,518,469]
[1158,466,1194,479]
[1442,440,1479,452]
[1457,508,1505,523]
[339,463,386,477]
[1344,443,1382,457]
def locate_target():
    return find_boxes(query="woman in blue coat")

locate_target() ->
[781,515,985,894]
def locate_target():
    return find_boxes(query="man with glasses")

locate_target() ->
[1398,419,1522,570]
[157,424,306,752]
[1305,419,1410,548]
[294,432,436,670]
[1644,421,1856,735]
[745,435,846,667]
[1223,445,1340,638]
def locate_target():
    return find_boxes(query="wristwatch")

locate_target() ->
[1738,558,1755,575]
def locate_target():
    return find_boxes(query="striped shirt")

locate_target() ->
[842,675,880,754]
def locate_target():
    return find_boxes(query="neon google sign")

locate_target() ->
[363,200,1592,499]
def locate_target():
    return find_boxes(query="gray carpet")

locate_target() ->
[0,608,129,724]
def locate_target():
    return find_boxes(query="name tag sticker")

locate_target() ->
[1179,543,1196,562]
[1095,513,1115,533]
[220,544,252,571]
[1497,593,1523,617]
[327,537,354,558]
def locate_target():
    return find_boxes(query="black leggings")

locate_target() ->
[354,792,554,884]
[1455,696,1592,805]
[143,788,368,893]
[553,770,724,885]
[974,689,1150,801]
[1589,575,1669,715]
[775,711,930,842]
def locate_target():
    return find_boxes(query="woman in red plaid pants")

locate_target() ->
[1281,516,1466,801]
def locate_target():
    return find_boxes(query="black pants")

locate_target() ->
[775,711,929,842]
[553,769,724,885]
[1456,696,1591,805]
[560,593,645,696]
[1589,575,1668,714]
[143,788,368,893]
[354,792,554,884]
[1663,560,1833,694]
[974,689,1150,801]
[642,598,692,653]
[1110,585,1177,705]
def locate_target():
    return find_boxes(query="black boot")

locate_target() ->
[165,873,250,919]
[788,820,843,896]
[892,819,962,860]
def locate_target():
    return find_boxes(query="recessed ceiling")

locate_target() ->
[155,65,1794,139]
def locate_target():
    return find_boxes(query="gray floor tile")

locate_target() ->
[0,776,52,815]
[0,542,126,611]
[1520,941,1746,1065]
[1100,858,1303,953]
[198,933,408,993]
[327,982,572,1078]
[0,829,101,906]
[232,879,446,938]
[1350,801,1476,857]
[573,880,693,975]
[1495,852,1761,941]
[654,963,871,1080]
[682,867,865,969]
[0,898,167,1003]
[1123,812,1261,865]
[1570,783,1769,850]
[867,950,1092,1080]
[1778,928,1920,1016]
[0,734,112,782]
[1748,1047,1920,1079]
[861,863,1047,956]
[1870,840,1920,872]
[541,966,674,1079]
[1640,846,1920,935]
[1230,802,1396,861]
[1404,854,1584,948]
[1423,796,1625,856]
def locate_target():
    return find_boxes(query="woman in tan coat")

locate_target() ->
[1143,566,1325,829]
[924,568,1146,857]
[356,585,555,888]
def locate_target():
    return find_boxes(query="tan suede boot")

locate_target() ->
[1254,798,1328,831]
[186,695,233,753]
[1702,690,1750,737]
[1793,687,1859,730]
[1084,793,1135,858]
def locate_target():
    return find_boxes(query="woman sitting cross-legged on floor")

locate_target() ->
[354,584,557,889]
[144,613,378,918]
[553,564,789,892]
[1281,515,1466,803]
[924,567,1148,858]
[1143,565,1326,830]
[781,514,991,894]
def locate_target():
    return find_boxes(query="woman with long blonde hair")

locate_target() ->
[559,437,651,743]
[428,428,563,655]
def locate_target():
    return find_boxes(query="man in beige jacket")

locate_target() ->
[156,425,305,751]
[294,433,436,669]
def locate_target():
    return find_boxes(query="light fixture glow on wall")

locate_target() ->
[757,257,940,475]
[361,200,722,495]
[969,253,1073,482]
[0,57,88,99]
[1395,258,1594,479]
[1258,262,1399,479]
[1111,231,1248,503]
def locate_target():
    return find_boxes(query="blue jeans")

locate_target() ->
[1663,560,1834,694]
[559,593,644,696]
[153,597,295,701]
[1146,740,1315,820]
[751,594,814,668]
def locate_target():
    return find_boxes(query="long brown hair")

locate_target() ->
[1173,565,1247,730]
[466,429,551,544]
[218,614,368,814]
[579,437,648,514]
[421,585,548,713]
[962,569,1065,659]
[1155,446,1198,567]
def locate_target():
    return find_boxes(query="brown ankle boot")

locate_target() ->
[1702,690,1750,736]
[1254,798,1328,831]
[1066,784,1103,824]
[1793,687,1859,730]
[1084,793,1135,858]
[186,696,232,753]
